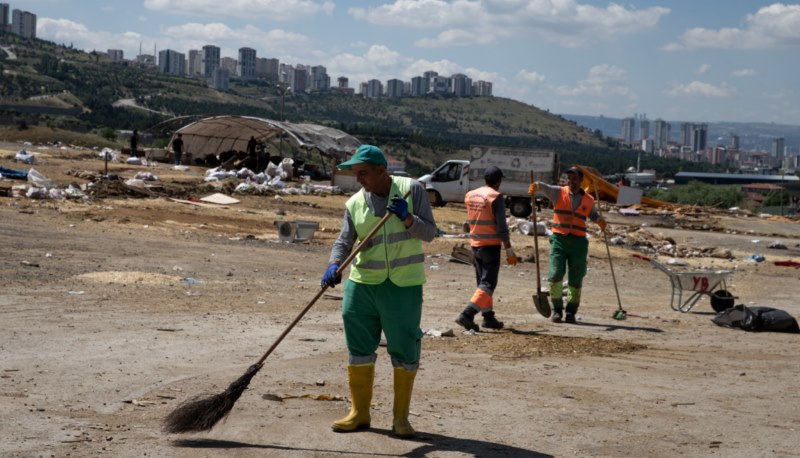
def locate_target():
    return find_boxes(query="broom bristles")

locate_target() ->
[163,363,262,434]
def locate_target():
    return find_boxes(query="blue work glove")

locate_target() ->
[321,263,342,288]
[387,195,410,222]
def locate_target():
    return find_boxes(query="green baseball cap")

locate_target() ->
[338,144,387,170]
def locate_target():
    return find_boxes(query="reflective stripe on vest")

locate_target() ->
[346,177,425,286]
[465,186,502,247]
[551,187,594,237]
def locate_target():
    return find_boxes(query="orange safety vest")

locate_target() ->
[552,187,594,237]
[465,186,502,247]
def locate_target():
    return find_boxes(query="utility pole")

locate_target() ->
[278,84,290,155]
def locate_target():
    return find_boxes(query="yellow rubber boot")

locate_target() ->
[332,364,374,432]
[392,367,417,438]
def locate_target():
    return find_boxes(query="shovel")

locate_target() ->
[530,172,551,318]
[592,183,627,321]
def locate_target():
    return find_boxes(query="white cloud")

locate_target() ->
[38,18,136,51]
[697,64,711,74]
[764,88,793,99]
[731,68,757,77]
[350,0,669,48]
[663,3,800,51]
[143,0,334,20]
[665,81,734,98]
[37,17,310,62]
[322,45,501,91]
[556,64,630,97]
[416,28,497,48]
[515,69,546,84]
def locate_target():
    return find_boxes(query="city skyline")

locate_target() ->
[17,1,800,127]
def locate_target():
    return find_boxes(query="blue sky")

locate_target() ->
[21,0,800,126]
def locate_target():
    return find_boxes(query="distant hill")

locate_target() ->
[0,35,731,178]
[561,114,800,153]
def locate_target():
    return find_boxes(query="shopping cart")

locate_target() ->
[650,259,736,313]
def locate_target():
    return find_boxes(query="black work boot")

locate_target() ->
[551,298,564,323]
[565,302,579,324]
[455,307,479,332]
[481,311,504,330]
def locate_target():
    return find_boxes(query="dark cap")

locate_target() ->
[484,166,504,181]
[337,144,388,170]
[565,166,583,177]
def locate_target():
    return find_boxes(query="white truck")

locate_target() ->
[417,145,558,218]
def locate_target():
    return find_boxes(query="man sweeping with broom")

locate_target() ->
[321,144,436,438]
[528,166,606,324]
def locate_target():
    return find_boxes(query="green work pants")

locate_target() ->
[342,279,423,369]
[548,233,589,288]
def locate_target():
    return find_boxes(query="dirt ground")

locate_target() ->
[2,144,800,458]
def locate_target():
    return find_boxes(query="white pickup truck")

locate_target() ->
[417,145,558,218]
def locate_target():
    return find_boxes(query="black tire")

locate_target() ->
[509,199,532,218]
[710,290,735,312]
[428,189,444,207]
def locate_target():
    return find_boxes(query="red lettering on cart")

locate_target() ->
[692,276,709,291]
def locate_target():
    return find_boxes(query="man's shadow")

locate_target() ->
[172,429,553,457]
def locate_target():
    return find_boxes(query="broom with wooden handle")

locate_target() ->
[591,183,626,321]
[163,190,412,434]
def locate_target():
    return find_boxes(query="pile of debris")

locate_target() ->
[606,226,733,259]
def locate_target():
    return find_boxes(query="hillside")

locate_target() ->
[1,35,723,177]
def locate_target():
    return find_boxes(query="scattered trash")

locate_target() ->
[124,178,147,189]
[99,148,118,161]
[67,290,85,295]
[27,168,55,188]
[134,171,158,181]
[424,329,456,337]
[182,277,202,285]
[517,220,550,236]
[26,187,48,199]
[746,254,765,263]
[200,193,240,205]
[767,241,787,250]
[15,149,35,164]
[0,165,28,180]
[275,220,319,242]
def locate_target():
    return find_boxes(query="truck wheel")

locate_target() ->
[428,190,444,207]
[509,199,532,218]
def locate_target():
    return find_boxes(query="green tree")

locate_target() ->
[100,126,117,141]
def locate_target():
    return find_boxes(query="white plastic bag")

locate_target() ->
[281,158,294,179]
[27,168,56,188]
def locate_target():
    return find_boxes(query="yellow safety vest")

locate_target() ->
[347,177,426,286]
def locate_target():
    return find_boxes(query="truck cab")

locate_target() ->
[417,159,470,207]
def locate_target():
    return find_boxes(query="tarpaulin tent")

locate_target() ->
[172,115,361,161]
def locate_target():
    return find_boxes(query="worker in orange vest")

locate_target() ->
[529,166,606,323]
[456,166,519,332]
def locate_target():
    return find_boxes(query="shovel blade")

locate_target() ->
[612,309,627,321]
[533,292,551,318]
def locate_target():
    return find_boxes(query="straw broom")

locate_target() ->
[163,190,411,434]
